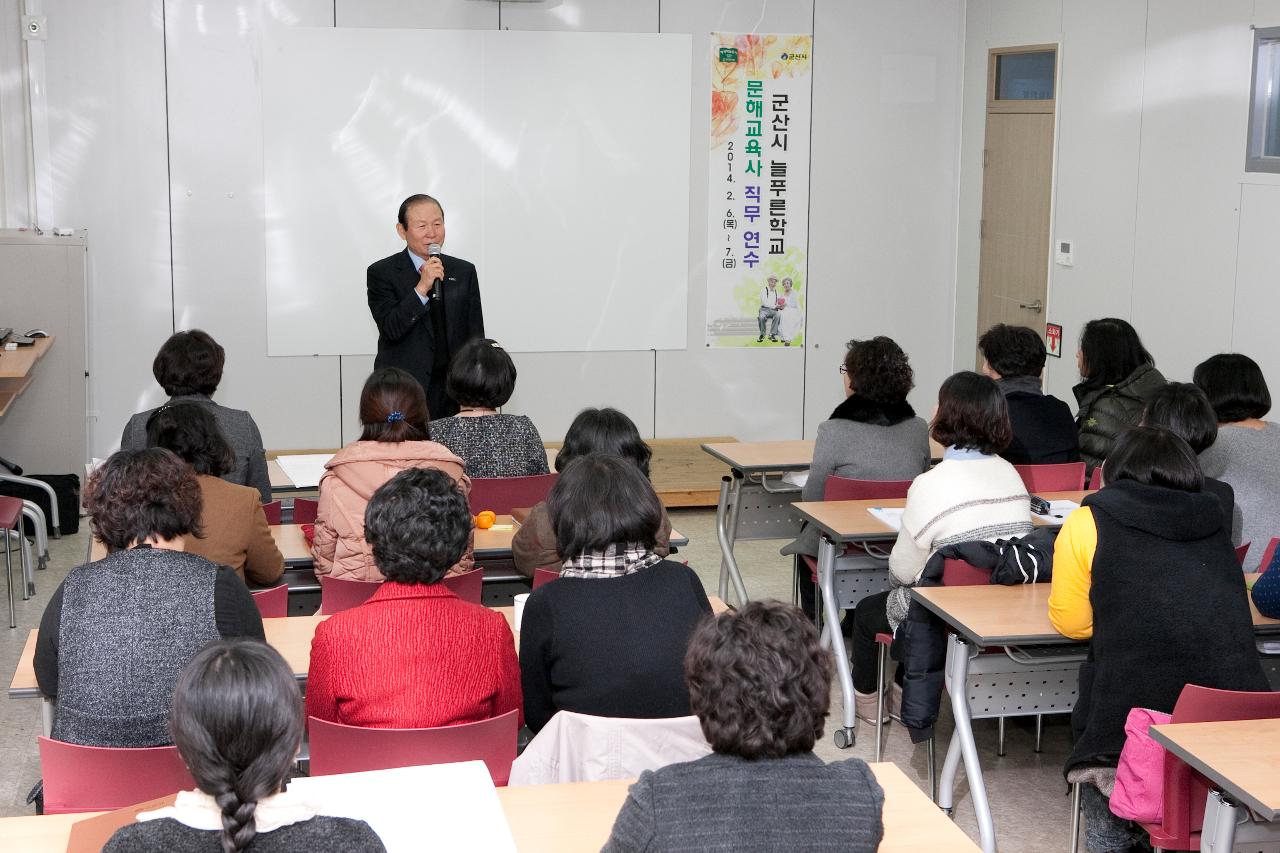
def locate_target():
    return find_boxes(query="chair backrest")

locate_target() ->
[319,575,380,615]
[1013,462,1086,492]
[38,737,194,814]
[1234,542,1251,566]
[441,569,483,604]
[251,584,289,618]
[468,473,559,516]
[260,500,282,525]
[307,710,520,785]
[0,495,22,530]
[1150,685,1280,844]
[532,567,561,589]
[291,498,319,524]
[823,476,913,501]
[1087,468,1103,490]
[940,557,989,587]
[1257,537,1280,572]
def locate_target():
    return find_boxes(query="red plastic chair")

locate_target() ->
[1087,468,1103,490]
[801,476,915,586]
[292,498,319,524]
[319,575,380,615]
[1,495,23,628]
[251,584,289,618]
[468,473,558,516]
[307,709,520,785]
[1235,542,1251,566]
[532,567,560,588]
[1256,537,1280,572]
[1014,462,1086,492]
[38,737,194,814]
[1067,685,1280,851]
[441,569,483,604]
[261,500,283,525]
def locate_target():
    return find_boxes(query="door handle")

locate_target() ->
[1019,299,1043,313]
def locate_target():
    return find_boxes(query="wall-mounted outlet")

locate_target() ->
[1055,240,1074,267]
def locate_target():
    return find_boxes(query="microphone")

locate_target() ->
[427,243,442,301]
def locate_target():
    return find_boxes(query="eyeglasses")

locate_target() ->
[838,366,849,375]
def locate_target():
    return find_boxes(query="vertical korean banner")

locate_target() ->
[706,34,812,348]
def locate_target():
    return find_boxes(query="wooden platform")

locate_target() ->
[271,437,737,509]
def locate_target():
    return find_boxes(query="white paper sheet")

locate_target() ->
[1041,500,1080,521]
[274,453,333,489]
[868,507,904,531]
[289,761,516,852]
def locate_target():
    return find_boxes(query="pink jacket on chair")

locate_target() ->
[312,439,474,581]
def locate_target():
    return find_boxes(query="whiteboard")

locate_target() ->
[263,27,691,355]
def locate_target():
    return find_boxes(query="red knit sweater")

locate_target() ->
[306,582,522,728]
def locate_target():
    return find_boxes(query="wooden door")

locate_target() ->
[976,47,1056,364]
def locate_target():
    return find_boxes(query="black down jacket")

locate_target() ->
[889,528,1058,743]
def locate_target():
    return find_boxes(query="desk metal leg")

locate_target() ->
[819,536,855,748]
[939,717,962,813]
[943,636,997,853]
[714,477,749,607]
[1203,790,1238,853]
[41,698,55,737]
[4,531,14,629]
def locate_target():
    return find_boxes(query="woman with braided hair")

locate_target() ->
[104,639,385,852]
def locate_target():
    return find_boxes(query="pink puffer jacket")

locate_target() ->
[312,440,474,581]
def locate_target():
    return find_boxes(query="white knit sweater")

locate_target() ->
[886,455,1033,627]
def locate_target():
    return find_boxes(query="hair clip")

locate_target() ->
[386,411,405,423]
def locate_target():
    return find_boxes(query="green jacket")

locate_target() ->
[1073,364,1167,475]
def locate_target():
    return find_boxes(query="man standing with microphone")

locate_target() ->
[367,193,485,419]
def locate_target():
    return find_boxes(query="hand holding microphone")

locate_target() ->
[415,243,445,299]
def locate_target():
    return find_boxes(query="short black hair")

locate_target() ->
[548,454,663,560]
[446,338,517,409]
[364,467,472,584]
[843,337,914,403]
[1078,318,1153,386]
[85,448,204,551]
[152,329,225,397]
[1193,353,1272,423]
[1102,426,1203,492]
[145,402,236,477]
[556,408,652,478]
[978,324,1047,379]
[931,371,1013,455]
[685,600,832,759]
[1141,383,1219,454]
[397,193,444,228]
[359,367,431,442]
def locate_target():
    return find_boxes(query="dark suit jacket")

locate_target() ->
[366,249,485,407]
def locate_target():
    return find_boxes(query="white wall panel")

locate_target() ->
[40,0,174,457]
[507,352,657,442]
[654,0,812,441]
[499,0,656,33]
[339,354,376,445]
[806,0,966,433]
[1129,0,1253,383]
[1232,184,1280,390]
[1039,0,1145,405]
[980,0,1061,45]
[165,0,341,453]
[336,0,496,29]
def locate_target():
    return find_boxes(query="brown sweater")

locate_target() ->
[183,474,284,586]
[511,500,673,578]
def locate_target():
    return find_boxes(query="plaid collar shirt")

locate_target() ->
[560,543,663,579]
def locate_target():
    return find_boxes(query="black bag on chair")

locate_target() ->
[0,474,81,535]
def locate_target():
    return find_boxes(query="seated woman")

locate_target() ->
[781,337,930,614]
[978,323,1079,465]
[1140,382,1237,539]
[428,338,550,478]
[1073,318,1166,476]
[1048,427,1267,853]
[104,640,385,853]
[308,467,521,727]
[849,371,1032,722]
[313,367,473,582]
[120,329,272,501]
[1194,352,1280,570]
[520,454,712,733]
[512,407,673,577]
[146,402,284,586]
[603,601,884,853]
[35,449,264,747]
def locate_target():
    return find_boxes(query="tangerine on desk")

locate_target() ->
[474,510,497,529]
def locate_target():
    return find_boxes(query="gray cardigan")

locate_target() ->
[121,394,272,502]
[602,752,884,852]
[1198,422,1280,570]
[104,816,386,852]
[782,415,930,557]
